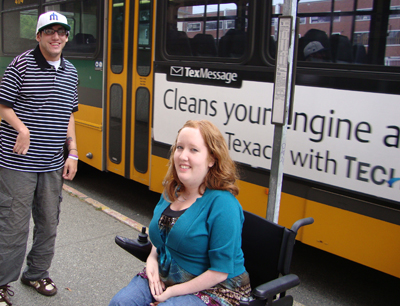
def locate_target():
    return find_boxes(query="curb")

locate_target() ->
[62,184,146,233]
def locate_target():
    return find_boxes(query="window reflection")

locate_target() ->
[1,0,99,57]
[165,0,249,58]
[269,0,400,66]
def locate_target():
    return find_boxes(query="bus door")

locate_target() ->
[106,0,154,184]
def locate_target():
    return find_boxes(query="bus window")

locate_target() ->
[268,0,400,67]
[58,0,99,56]
[42,0,98,57]
[1,0,99,57]
[110,0,125,73]
[137,0,152,76]
[109,84,123,164]
[386,2,400,66]
[352,3,373,64]
[1,7,38,54]
[134,87,150,173]
[165,0,250,59]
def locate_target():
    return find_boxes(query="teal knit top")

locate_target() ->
[149,188,246,279]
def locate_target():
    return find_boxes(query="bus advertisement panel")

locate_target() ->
[153,69,400,204]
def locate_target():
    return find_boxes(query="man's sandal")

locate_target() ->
[0,284,14,306]
[21,276,57,296]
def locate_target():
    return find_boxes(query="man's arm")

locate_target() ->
[63,113,78,180]
[0,104,30,154]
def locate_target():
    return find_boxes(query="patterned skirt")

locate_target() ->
[138,259,251,306]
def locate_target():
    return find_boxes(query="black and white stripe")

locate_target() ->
[0,45,78,172]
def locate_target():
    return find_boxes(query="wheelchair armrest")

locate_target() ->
[252,274,300,300]
[290,217,314,234]
[115,235,152,262]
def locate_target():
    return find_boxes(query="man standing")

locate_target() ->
[0,11,78,305]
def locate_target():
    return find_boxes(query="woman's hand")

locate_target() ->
[151,287,173,304]
[147,260,165,297]
[146,246,165,297]
[151,270,228,304]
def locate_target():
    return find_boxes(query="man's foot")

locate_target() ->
[0,284,14,306]
[20,275,57,296]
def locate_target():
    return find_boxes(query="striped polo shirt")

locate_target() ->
[0,45,78,172]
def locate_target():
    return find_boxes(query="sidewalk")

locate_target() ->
[7,185,305,306]
[8,185,146,306]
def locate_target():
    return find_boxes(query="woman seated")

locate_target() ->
[109,120,251,306]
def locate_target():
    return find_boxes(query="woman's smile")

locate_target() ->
[174,127,214,189]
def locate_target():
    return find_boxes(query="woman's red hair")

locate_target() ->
[163,120,239,202]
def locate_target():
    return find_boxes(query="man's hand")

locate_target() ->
[13,128,30,154]
[63,158,78,180]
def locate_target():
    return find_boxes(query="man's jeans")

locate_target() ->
[0,167,63,285]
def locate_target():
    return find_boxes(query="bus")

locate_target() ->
[1,0,399,278]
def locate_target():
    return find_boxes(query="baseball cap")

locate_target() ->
[36,11,71,34]
[304,41,326,58]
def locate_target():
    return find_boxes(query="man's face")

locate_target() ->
[36,25,69,61]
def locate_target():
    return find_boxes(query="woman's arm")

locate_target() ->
[152,269,228,303]
[0,104,30,154]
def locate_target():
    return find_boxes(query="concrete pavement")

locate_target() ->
[7,185,145,306]
[6,185,305,306]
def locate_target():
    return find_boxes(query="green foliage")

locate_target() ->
[20,13,37,40]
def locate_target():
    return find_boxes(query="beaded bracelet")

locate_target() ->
[68,154,79,160]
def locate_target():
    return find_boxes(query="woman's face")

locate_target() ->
[174,127,214,190]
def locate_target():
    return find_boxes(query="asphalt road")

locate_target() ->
[65,161,400,306]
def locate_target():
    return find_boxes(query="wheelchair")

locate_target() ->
[115,211,313,306]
